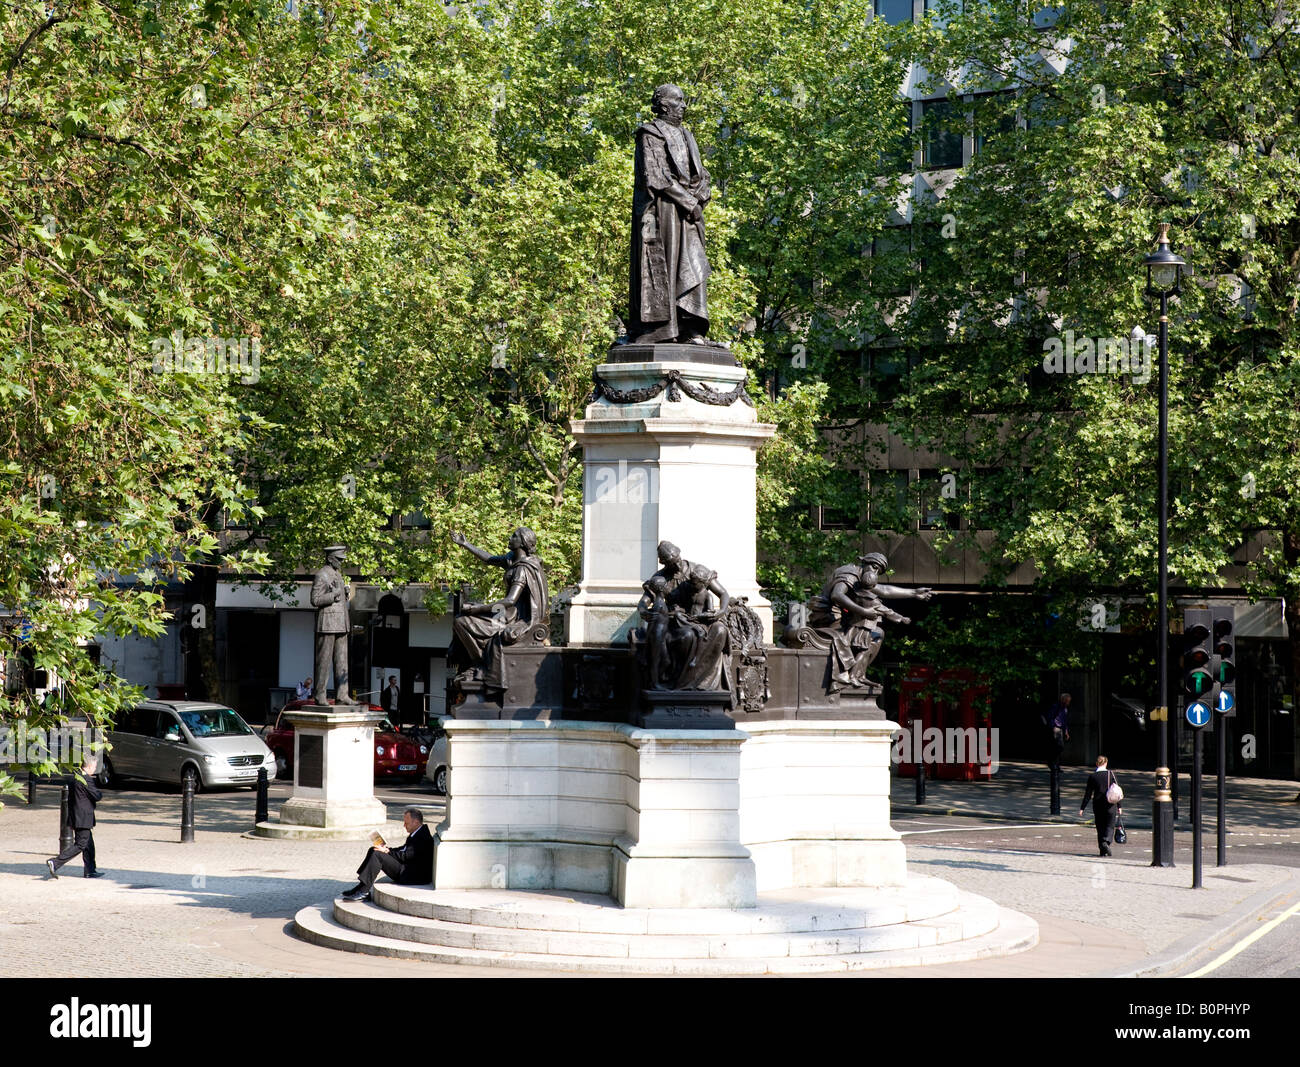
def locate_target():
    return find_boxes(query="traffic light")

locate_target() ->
[1182,607,1217,726]
[1211,606,1236,717]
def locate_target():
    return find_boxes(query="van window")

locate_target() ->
[121,708,159,735]
[177,707,252,738]
[155,712,183,740]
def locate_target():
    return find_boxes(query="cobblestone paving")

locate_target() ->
[0,783,452,978]
[2,768,1295,977]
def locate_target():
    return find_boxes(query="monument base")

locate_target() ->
[432,719,756,908]
[739,719,907,890]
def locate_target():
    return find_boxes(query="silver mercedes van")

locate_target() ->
[103,700,276,791]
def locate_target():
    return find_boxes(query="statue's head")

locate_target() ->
[324,544,347,566]
[688,563,713,587]
[657,540,681,566]
[857,552,888,582]
[644,574,669,597]
[510,527,538,554]
[651,84,686,125]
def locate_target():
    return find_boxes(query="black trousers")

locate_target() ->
[356,847,405,891]
[51,828,96,873]
[1093,804,1117,853]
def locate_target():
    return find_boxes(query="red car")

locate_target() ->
[263,699,429,781]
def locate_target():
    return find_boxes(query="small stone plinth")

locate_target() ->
[638,689,734,730]
[251,705,388,840]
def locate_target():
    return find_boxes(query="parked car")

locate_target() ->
[262,699,429,781]
[423,730,448,795]
[101,701,276,792]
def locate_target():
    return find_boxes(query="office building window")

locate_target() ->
[875,0,915,24]
[871,226,914,296]
[877,100,915,174]
[1026,94,1067,131]
[817,466,863,530]
[868,469,911,529]
[922,99,964,169]
[917,469,963,531]
[973,94,1018,154]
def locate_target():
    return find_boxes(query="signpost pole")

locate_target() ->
[1216,714,1227,867]
[1191,726,1203,889]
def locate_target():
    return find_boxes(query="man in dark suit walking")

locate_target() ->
[341,807,433,902]
[1079,755,1122,857]
[46,757,104,878]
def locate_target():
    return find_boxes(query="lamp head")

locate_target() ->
[1143,223,1185,297]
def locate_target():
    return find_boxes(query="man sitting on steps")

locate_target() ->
[341,807,433,903]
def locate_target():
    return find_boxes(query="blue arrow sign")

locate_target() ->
[1187,702,1212,728]
[1216,691,1235,713]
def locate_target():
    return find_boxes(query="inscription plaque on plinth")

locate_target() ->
[298,734,324,788]
[638,689,734,730]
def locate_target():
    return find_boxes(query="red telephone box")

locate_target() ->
[897,666,994,780]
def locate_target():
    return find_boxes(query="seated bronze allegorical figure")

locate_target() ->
[630,542,736,694]
[449,527,550,694]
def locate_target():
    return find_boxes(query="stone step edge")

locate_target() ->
[373,880,962,934]
[332,897,1000,958]
[293,901,1036,975]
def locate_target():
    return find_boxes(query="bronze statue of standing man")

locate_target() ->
[312,544,356,705]
[628,84,715,345]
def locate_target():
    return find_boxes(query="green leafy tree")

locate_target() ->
[877,0,1300,705]
[0,0,389,799]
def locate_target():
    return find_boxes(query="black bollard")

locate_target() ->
[181,775,195,844]
[255,767,269,826]
[27,770,36,805]
[1050,764,1061,815]
[915,759,926,805]
[59,782,74,852]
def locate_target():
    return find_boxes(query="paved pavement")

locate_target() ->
[0,762,1295,978]
[891,759,1300,830]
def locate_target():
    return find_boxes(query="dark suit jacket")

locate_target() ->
[69,777,103,829]
[388,824,433,885]
[1081,768,1119,812]
[381,687,399,715]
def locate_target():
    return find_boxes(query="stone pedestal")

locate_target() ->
[266,707,388,835]
[432,719,756,908]
[566,350,776,647]
[738,719,906,890]
[615,726,756,908]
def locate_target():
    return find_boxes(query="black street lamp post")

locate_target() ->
[1144,223,1184,869]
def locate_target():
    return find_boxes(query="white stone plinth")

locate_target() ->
[739,719,906,890]
[432,718,756,908]
[274,707,387,830]
[567,360,776,646]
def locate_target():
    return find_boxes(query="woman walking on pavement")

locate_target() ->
[1079,755,1123,857]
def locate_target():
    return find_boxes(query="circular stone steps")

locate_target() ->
[292,879,1037,975]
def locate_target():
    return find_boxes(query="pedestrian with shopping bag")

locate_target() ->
[1079,755,1123,857]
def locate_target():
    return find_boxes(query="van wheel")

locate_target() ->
[433,766,447,795]
[181,765,202,794]
[99,758,117,789]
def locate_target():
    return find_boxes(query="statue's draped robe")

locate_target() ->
[808,566,886,691]
[633,560,733,693]
[629,119,711,342]
[452,554,549,690]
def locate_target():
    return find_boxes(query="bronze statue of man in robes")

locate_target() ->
[627,84,715,345]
